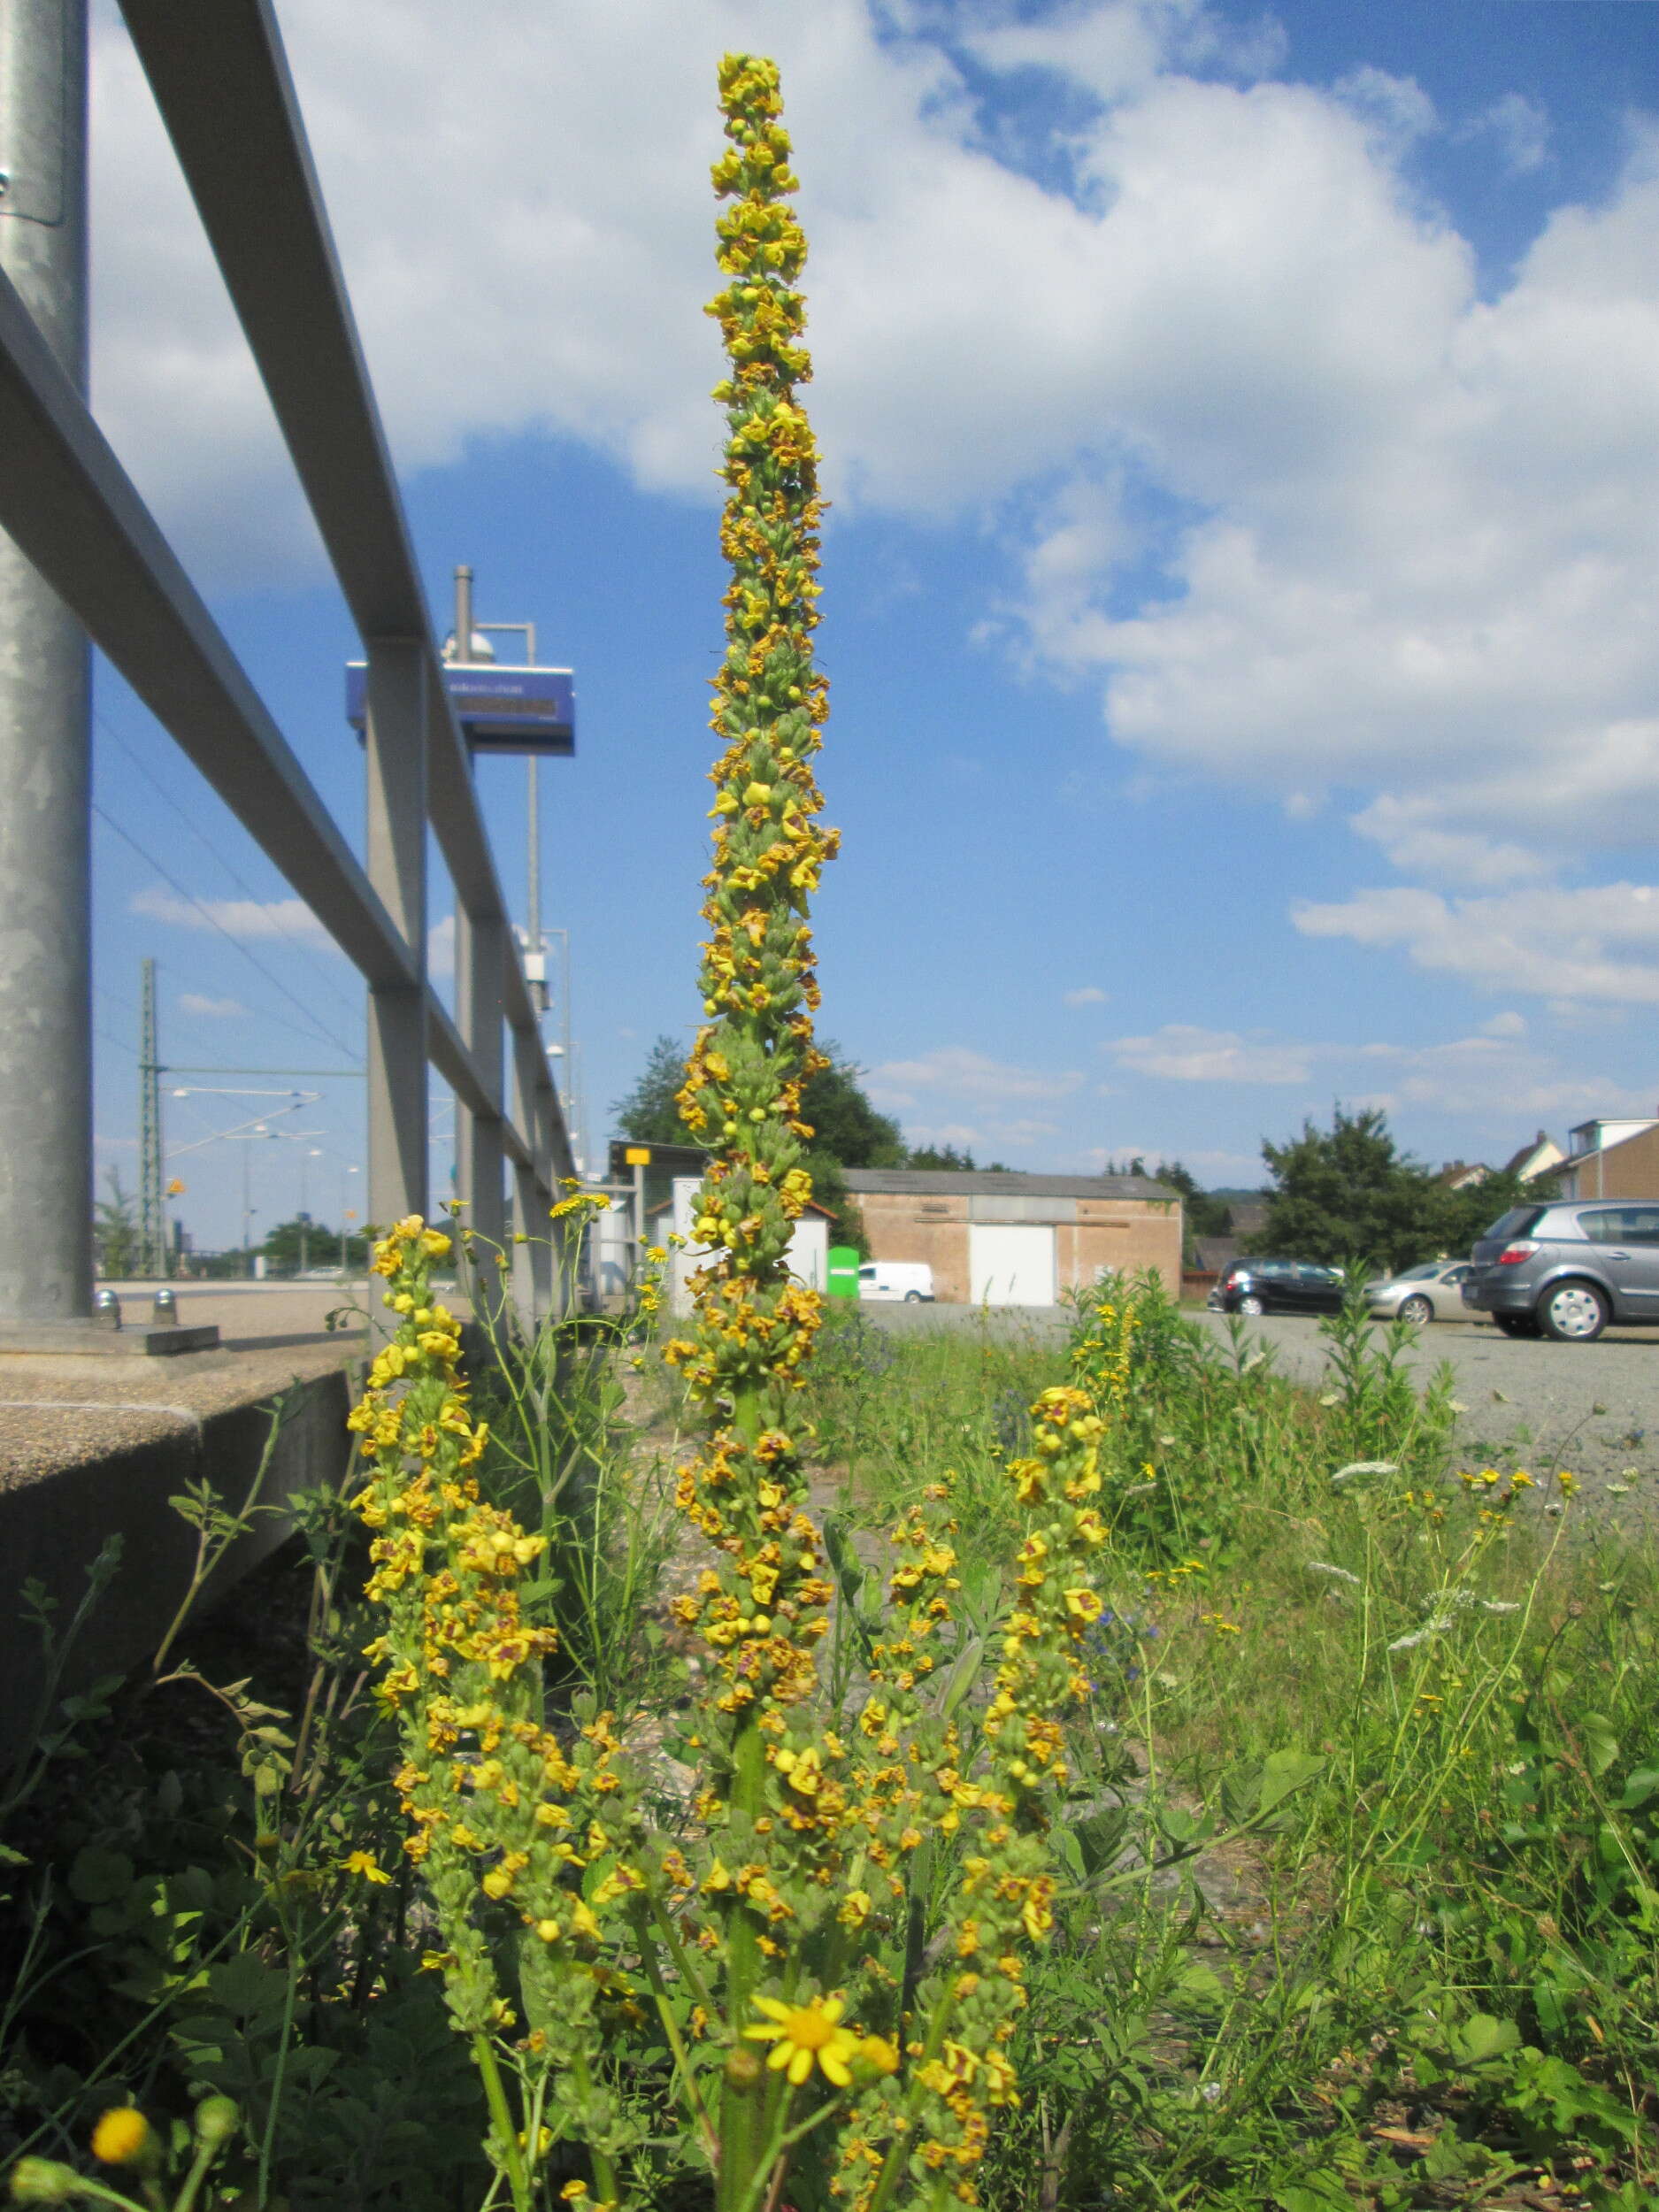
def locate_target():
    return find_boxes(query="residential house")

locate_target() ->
[1554,1116,1659,1203]
[1502,1130,1568,1183]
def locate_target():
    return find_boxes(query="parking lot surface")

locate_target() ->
[1192,1309,1659,1486]
[857,1300,1659,1496]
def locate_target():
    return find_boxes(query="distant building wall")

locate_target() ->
[856,1191,972,1302]
[1560,1125,1659,1202]
[852,1183,1181,1305]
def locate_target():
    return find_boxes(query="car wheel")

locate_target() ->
[1538,1279,1610,1343]
[903,1290,924,1303]
[1494,1314,1540,1338]
[1237,1294,1265,1317]
[1398,1294,1432,1327]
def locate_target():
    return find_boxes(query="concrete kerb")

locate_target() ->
[0,1341,362,1774]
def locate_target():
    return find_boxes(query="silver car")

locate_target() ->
[1463,1200,1659,1341]
[1365,1260,1475,1326]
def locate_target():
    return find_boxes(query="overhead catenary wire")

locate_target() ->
[92,801,362,1063]
[95,709,365,1029]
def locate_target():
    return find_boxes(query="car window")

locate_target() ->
[1399,1263,1437,1280]
[1294,1263,1338,1284]
[858,1264,875,1279]
[1579,1210,1629,1243]
[1253,1259,1293,1279]
[1484,1206,1543,1242]
[1583,1207,1659,1246]
[1441,1264,1471,1283]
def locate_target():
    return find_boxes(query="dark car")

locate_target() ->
[1207,1256,1346,1317]
[1462,1199,1659,1342]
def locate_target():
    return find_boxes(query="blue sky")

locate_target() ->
[84,0,1659,1246]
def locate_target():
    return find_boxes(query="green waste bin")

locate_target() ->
[827,1246,860,1300]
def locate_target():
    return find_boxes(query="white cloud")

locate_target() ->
[868,1046,1083,1108]
[1332,66,1438,161]
[131,885,338,951]
[1110,1025,1311,1082]
[1348,797,1554,888]
[1106,1015,1637,1124]
[1294,881,1659,1004]
[1459,91,1550,177]
[428,913,456,981]
[84,1,1659,909]
[1063,985,1109,1006]
[177,992,248,1018]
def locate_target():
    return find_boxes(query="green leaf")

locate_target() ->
[204,1950,288,2019]
[68,1845,134,1904]
[1273,2178,1351,2212]
[1072,1805,1129,1878]
[935,1635,986,1722]
[1259,1747,1325,1814]
[1453,2012,1520,2065]
[1578,1711,1619,1778]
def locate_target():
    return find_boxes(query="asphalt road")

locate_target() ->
[859,1300,1659,1493]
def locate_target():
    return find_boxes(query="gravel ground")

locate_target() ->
[858,1300,1659,1504]
[1191,1310,1659,1485]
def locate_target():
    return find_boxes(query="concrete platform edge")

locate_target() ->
[0,1360,357,1772]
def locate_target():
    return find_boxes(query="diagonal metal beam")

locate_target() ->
[0,257,416,993]
[118,0,523,926]
[118,0,572,1159]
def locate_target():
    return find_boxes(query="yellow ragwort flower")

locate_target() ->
[91,2108,150,2166]
[743,1993,860,2085]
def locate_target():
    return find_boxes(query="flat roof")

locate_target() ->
[842,1169,1178,1202]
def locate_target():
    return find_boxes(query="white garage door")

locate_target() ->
[970,1224,1056,1306]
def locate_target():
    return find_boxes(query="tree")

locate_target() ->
[262,1216,343,1273]
[1256,1105,1443,1273]
[904,1143,1012,1172]
[94,1169,140,1278]
[1434,1167,1558,1259]
[611,1035,695,1147]
[1256,1106,1563,1273]
[1147,1160,1232,1256]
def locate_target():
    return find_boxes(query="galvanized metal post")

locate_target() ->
[364,639,427,1229]
[0,0,91,1322]
[139,956,163,1274]
[509,1023,552,1319]
[456,906,506,1271]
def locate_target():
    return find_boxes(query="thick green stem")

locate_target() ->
[567,2047,622,2211]
[472,2033,531,2212]
[865,1983,959,2212]
[632,1904,719,2160]
[719,1715,770,2212]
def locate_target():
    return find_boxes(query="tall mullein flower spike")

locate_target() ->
[349,1216,646,2208]
[663,35,837,2101]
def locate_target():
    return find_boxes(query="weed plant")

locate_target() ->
[802,1279,1659,2209]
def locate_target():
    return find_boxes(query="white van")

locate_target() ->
[857,1261,935,1303]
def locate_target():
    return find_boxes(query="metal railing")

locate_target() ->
[0,0,574,1321]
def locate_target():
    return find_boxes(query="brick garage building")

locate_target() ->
[842,1170,1183,1306]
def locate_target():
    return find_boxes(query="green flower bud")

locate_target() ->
[194,2096,241,2150]
[8,2161,80,2205]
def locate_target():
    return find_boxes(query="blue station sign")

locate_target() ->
[346,662,575,756]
